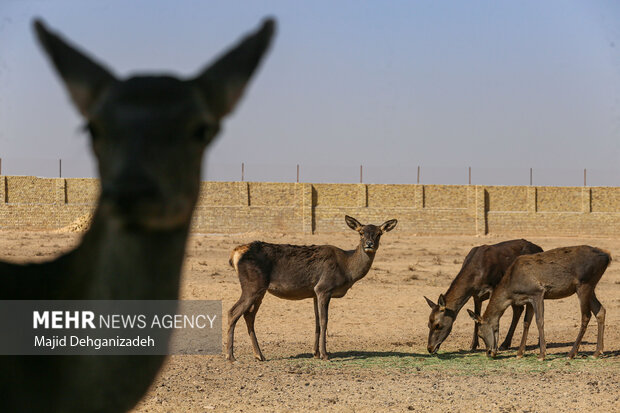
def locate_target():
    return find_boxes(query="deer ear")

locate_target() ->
[467,309,482,324]
[345,215,363,231]
[437,294,446,308]
[380,219,398,233]
[193,18,275,120]
[34,19,116,118]
[424,296,437,309]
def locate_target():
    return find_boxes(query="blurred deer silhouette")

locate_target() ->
[0,18,275,412]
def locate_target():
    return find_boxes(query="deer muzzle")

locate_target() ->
[363,242,375,252]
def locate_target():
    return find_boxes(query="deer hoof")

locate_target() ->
[516,353,523,359]
[313,352,320,359]
[320,354,330,361]
[469,343,478,351]
[254,354,266,362]
[499,343,510,351]
[537,355,545,361]
[226,354,236,363]
[592,351,602,359]
[567,353,576,360]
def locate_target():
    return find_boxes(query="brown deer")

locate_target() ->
[468,245,610,360]
[425,239,542,354]
[0,18,274,412]
[227,215,397,361]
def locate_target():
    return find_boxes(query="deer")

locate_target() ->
[0,18,275,412]
[468,245,610,360]
[425,239,543,354]
[226,215,398,361]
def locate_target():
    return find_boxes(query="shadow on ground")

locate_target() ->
[287,341,620,362]
[290,350,427,361]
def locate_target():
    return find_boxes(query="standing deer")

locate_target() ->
[468,245,610,360]
[0,18,274,412]
[425,239,542,354]
[227,215,397,361]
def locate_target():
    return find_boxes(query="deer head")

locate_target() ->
[34,18,275,231]
[467,309,498,357]
[425,294,457,354]
[345,215,397,253]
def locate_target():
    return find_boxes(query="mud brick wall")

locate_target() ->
[1,175,620,236]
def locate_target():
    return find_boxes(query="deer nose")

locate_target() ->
[364,241,374,249]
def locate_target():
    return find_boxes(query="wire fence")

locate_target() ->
[1,157,619,187]
[206,163,620,187]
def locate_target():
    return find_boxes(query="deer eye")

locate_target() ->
[191,122,211,142]
[83,122,99,140]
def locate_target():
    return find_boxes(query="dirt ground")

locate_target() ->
[1,230,619,412]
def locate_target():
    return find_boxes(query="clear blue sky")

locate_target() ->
[1,0,620,185]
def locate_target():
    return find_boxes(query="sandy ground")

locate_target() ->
[1,230,619,412]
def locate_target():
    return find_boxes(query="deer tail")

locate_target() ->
[600,248,612,262]
[229,244,251,273]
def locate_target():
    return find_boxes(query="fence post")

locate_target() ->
[59,159,62,178]
[527,186,537,213]
[55,178,67,205]
[414,185,424,209]
[241,162,244,182]
[529,168,533,186]
[582,187,591,213]
[417,165,420,184]
[358,183,368,207]
[302,183,314,233]
[468,166,471,185]
[297,164,300,183]
[0,176,5,203]
[474,185,487,235]
[359,165,363,183]
[584,168,587,187]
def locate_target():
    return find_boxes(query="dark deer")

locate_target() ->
[468,245,610,360]
[425,239,543,354]
[0,18,274,412]
[227,215,397,361]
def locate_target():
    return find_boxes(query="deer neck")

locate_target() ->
[347,244,376,283]
[482,290,511,326]
[66,203,190,300]
[443,281,476,314]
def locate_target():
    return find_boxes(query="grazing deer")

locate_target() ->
[425,239,542,354]
[227,215,397,361]
[0,18,274,412]
[468,245,610,360]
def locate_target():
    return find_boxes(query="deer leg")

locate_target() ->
[568,285,593,359]
[316,291,332,361]
[313,296,320,358]
[226,297,246,362]
[532,294,546,360]
[469,297,482,351]
[516,304,533,358]
[500,304,524,351]
[227,296,259,362]
[243,290,267,361]
[590,293,605,358]
[227,263,268,362]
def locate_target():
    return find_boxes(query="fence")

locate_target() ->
[2,176,620,236]
[1,158,618,187]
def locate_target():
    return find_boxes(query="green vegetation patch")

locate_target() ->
[285,350,619,376]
